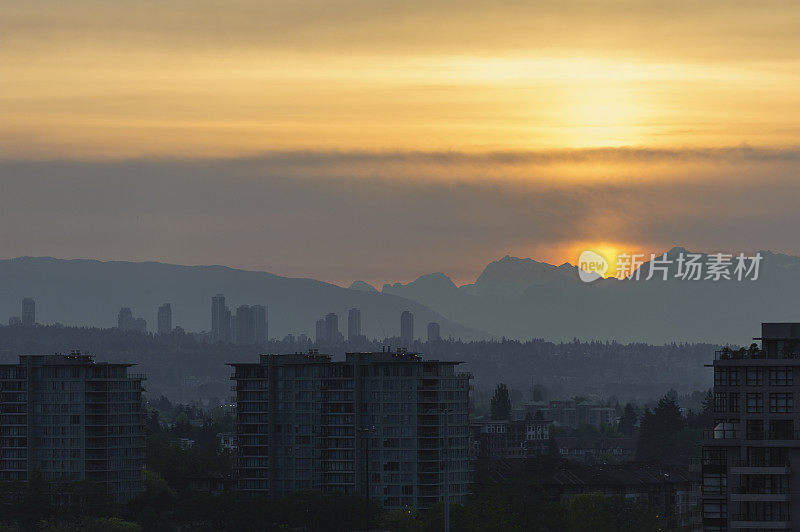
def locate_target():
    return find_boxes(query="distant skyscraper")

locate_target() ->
[118,307,133,329]
[132,317,147,333]
[348,308,361,341]
[235,305,255,345]
[325,312,340,344]
[118,307,146,332]
[211,294,231,343]
[21,298,35,327]
[252,305,268,344]
[400,311,414,346]
[157,303,172,334]
[427,321,441,342]
[315,318,326,344]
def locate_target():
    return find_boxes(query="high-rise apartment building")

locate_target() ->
[348,308,361,341]
[211,294,231,343]
[21,298,35,327]
[315,318,326,344]
[325,312,341,345]
[117,307,146,332]
[118,307,133,329]
[400,311,414,346]
[702,322,800,530]
[252,305,268,345]
[157,303,172,335]
[0,352,146,501]
[230,350,472,509]
[235,305,255,345]
[427,322,441,342]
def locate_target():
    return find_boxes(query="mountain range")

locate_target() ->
[0,257,486,341]
[1,249,798,344]
[378,247,800,344]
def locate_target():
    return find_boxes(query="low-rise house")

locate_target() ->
[554,436,636,463]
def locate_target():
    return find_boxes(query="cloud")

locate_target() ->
[1,147,799,284]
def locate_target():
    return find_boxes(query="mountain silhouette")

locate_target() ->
[382,248,797,344]
[348,280,378,292]
[0,257,487,340]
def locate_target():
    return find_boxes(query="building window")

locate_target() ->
[729,369,740,386]
[703,501,727,519]
[702,472,727,494]
[769,393,793,413]
[746,393,764,413]
[714,392,727,413]
[702,447,727,465]
[729,393,740,413]
[714,368,727,386]
[746,368,764,386]
[769,367,793,386]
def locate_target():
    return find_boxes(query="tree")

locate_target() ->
[700,388,714,425]
[653,394,683,434]
[19,470,50,532]
[636,394,688,462]
[618,403,638,437]
[490,383,512,420]
[567,492,657,532]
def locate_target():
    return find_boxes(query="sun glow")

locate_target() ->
[555,85,646,148]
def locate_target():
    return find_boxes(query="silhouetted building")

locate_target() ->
[325,312,341,344]
[157,303,172,335]
[230,350,472,509]
[400,311,414,346]
[702,322,800,530]
[211,294,231,343]
[235,305,255,345]
[348,308,361,341]
[252,305,268,345]
[427,322,440,342]
[315,318,326,344]
[118,307,146,333]
[470,419,551,460]
[7,316,21,327]
[21,298,35,327]
[0,352,146,501]
[117,307,133,329]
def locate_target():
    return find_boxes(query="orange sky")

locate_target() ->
[1,1,799,284]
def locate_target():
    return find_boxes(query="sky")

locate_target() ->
[1,1,799,285]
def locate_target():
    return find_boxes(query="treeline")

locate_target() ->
[1,476,662,532]
[0,324,717,403]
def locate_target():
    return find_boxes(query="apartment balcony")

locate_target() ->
[731,460,790,475]
[745,431,800,446]
[731,514,790,529]
[702,428,740,442]
[730,487,791,502]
